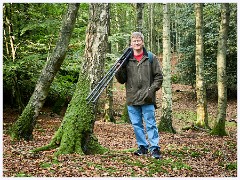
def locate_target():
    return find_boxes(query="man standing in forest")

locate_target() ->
[115,32,163,159]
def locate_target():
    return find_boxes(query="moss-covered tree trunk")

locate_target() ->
[33,3,110,156]
[211,4,229,136]
[195,4,209,129]
[33,73,107,156]
[158,4,175,133]
[10,4,80,140]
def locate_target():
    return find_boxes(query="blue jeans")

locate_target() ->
[127,104,160,152]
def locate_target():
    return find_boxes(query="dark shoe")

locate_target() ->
[134,145,148,156]
[151,148,161,159]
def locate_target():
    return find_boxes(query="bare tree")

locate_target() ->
[158,3,175,133]
[211,3,230,136]
[194,3,209,129]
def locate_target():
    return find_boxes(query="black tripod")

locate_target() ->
[86,47,132,104]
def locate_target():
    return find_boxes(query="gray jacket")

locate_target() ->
[115,48,163,107]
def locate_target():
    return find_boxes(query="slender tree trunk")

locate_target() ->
[114,5,120,52]
[10,4,80,140]
[147,4,151,50]
[105,82,115,123]
[3,24,10,55]
[105,4,115,123]
[33,3,110,156]
[195,3,209,129]
[158,3,175,133]
[150,3,154,52]
[5,8,16,61]
[136,3,144,32]
[211,4,229,136]
[152,4,157,54]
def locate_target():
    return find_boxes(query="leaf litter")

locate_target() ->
[3,84,237,177]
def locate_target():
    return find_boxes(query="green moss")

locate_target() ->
[158,115,176,133]
[210,119,228,136]
[57,72,108,155]
[9,102,36,140]
[84,134,108,154]
[32,72,108,156]
[225,162,237,170]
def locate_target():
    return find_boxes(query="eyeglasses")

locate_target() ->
[131,39,142,44]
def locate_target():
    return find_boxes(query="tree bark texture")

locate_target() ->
[10,4,80,140]
[159,4,175,133]
[211,4,229,136]
[195,3,209,129]
[33,3,110,156]
[105,4,115,123]
[84,3,109,89]
[136,3,144,32]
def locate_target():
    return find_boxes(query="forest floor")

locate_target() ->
[2,83,238,177]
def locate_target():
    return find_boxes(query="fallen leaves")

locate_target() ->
[3,121,237,177]
[2,84,237,177]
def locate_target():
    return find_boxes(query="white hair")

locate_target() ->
[131,32,144,41]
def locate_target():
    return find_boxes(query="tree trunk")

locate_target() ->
[211,4,229,136]
[84,4,109,87]
[151,4,157,54]
[194,3,209,129]
[33,3,110,156]
[3,4,10,56]
[105,4,115,123]
[5,4,16,61]
[136,3,144,32]
[10,4,80,140]
[33,72,107,156]
[105,81,115,123]
[150,3,154,51]
[158,3,175,134]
